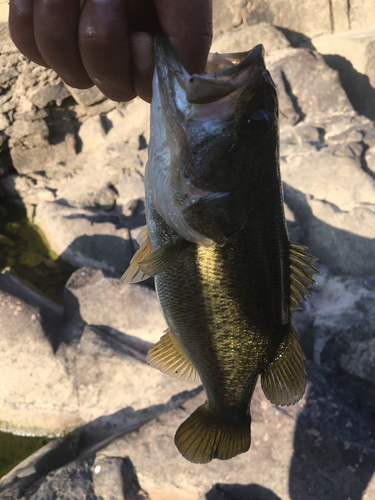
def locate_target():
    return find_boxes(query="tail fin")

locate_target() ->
[174,404,251,464]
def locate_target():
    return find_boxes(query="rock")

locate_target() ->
[293,268,375,383]
[282,145,375,212]
[65,85,107,107]
[366,145,375,175]
[93,456,150,500]
[0,270,199,435]
[211,23,290,54]
[33,201,139,276]
[212,0,375,39]
[28,81,70,109]
[8,117,49,148]
[2,363,374,500]
[116,169,145,208]
[267,48,355,122]
[0,22,19,54]
[10,133,77,175]
[311,27,375,120]
[347,0,375,30]
[105,100,150,144]
[55,160,121,210]
[71,324,199,425]
[78,115,108,151]
[0,387,202,498]
[1,174,36,199]
[64,267,165,343]
[0,272,79,435]
[0,114,8,131]
[283,176,375,276]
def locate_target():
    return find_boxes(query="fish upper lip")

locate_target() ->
[154,34,267,105]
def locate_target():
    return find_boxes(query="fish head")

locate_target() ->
[147,35,279,246]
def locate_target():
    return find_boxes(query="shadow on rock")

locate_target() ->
[289,361,375,500]
[283,183,375,276]
[60,234,134,277]
[319,54,375,123]
[206,483,282,500]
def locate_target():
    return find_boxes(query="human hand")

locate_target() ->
[9,0,212,102]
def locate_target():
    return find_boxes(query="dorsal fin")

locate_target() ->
[121,226,153,284]
[261,324,306,406]
[289,241,318,319]
[147,328,200,382]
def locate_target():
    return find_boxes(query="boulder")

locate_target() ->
[311,27,375,120]
[63,267,166,344]
[0,273,79,435]
[280,117,375,275]
[293,267,375,384]
[267,48,355,122]
[28,81,70,109]
[10,133,77,176]
[0,271,199,436]
[33,201,140,276]
[64,85,107,107]
[211,23,290,54]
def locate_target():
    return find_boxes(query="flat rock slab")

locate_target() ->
[1,363,374,500]
[34,201,140,276]
[64,267,166,344]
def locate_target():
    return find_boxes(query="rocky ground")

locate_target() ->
[0,7,375,500]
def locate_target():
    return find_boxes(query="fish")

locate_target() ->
[122,34,318,464]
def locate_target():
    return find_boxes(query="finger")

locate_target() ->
[9,0,48,66]
[130,32,154,103]
[79,0,136,102]
[155,0,212,75]
[33,0,92,89]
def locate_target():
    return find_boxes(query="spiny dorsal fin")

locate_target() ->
[289,241,319,315]
[261,324,307,406]
[175,404,251,463]
[121,226,153,284]
[138,240,185,275]
[147,329,200,382]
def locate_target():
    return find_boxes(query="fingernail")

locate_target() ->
[132,38,153,72]
[14,0,33,14]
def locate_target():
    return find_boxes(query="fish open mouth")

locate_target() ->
[186,44,267,105]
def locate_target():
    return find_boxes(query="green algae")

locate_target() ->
[0,431,53,479]
[0,213,75,305]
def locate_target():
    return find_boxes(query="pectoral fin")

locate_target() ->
[138,239,186,275]
[121,226,153,284]
[147,328,200,382]
[261,324,306,406]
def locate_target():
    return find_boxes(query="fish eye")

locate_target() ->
[246,109,271,132]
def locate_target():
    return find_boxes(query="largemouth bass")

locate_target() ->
[122,35,318,464]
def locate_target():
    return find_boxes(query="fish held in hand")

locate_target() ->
[122,35,318,464]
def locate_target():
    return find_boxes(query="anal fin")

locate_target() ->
[261,324,307,406]
[147,328,200,382]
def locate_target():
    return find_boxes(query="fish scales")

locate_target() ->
[122,34,318,464]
